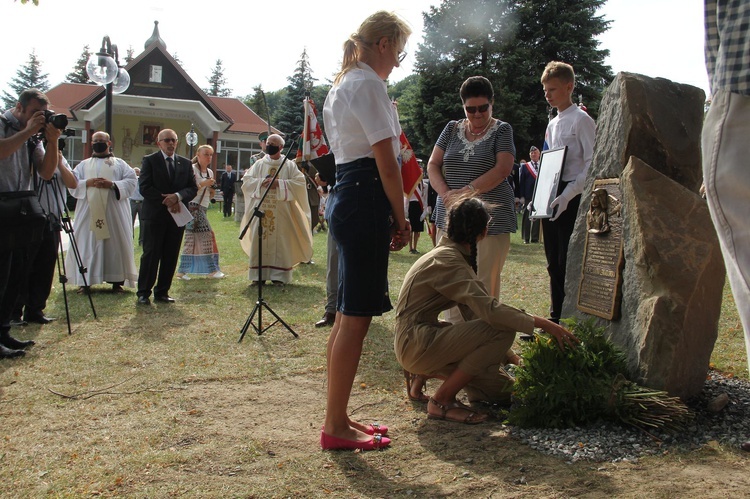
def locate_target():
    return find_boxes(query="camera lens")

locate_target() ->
[44,110,69,130]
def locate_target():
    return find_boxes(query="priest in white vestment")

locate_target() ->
[66,132,138,290]
[240,134,313,285]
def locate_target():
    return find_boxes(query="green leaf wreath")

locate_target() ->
[509,317,691,432]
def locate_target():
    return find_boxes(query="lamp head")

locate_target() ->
[86,51,118,85]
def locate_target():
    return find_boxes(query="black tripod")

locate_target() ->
[40,174,97,335]
[238,138,299,341]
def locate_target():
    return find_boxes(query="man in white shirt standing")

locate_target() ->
[539,61,596,324]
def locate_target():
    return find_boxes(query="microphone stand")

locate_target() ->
[238,137,299,341]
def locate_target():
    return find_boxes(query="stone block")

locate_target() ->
[561,73,723,399]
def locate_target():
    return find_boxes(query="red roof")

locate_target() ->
[209,96,279,135]
[46,83,101,119]
[43,83,274,138]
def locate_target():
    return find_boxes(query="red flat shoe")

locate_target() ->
[320,431,391,451]
[365,423,388,436]
[321,423,389,436]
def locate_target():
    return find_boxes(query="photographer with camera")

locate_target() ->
[65,131,138,293]
[0,88,62,358]
[12,151,77,327]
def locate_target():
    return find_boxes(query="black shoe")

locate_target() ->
[315,312,336,328]
[0,344,25,358]
[9,319,28,327]
[0,333,35,350]
[137,296,151,305]
[154,295,176,303]
[24,314,56,325]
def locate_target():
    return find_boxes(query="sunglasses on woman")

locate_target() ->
[464,103,490,114]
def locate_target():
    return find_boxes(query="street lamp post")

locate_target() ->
[186,124,198,159]
[86,36,130,136]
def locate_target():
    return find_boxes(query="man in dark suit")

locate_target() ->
[220,164,236,217]
[136,129,197,305]
[519,146,541,244]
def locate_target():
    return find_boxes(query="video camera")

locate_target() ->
[58,127,75,151]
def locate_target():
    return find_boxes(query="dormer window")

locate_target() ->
[149,65,162,83]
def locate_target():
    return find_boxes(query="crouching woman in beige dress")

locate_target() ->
[394,196,578,423]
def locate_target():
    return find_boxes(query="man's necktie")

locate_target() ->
[167,157,175,181]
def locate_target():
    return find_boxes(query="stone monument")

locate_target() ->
[561,72,725,400]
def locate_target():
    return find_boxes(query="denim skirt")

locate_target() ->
[328,158,393,316]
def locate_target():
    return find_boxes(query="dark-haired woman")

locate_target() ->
[394,196,577,424]
[427,76,517,322]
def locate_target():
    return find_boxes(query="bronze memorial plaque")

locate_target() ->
[577,178,624,320]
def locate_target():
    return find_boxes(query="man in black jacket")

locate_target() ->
[135,129,197,305]
[220,164,236,217]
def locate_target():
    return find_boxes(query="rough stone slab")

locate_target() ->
[560,73,722,399]
[616,157,724,398]
[581,72,706,191]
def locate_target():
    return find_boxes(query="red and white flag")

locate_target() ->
[399,131,423,203]
[297,96,329,161]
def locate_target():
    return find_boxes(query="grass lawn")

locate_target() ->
[0,204,746,497]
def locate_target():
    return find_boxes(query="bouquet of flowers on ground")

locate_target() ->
[509,317,691,432]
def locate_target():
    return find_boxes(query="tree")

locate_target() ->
[411,0,612,158]
[389,75,425,157]
[124,46,135,65]
[205,59,232,97]
[512,0,613,150]
[275,49,316,137]
[245,85,270,120]
[2,49,50,110]
[66,45,93,84]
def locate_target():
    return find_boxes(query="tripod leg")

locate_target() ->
[238,301,262,342]
[259,301,299,338]
[55,237,72,335]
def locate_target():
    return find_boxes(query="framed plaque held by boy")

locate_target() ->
[530,146,567,219]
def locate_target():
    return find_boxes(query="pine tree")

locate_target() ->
[66,45,93,84]
[244,85,267,118]
[2,49,50,110]
[275,49,316,136]
[205,59,232,97]
[412,0,612,155]
[124,47,135,65]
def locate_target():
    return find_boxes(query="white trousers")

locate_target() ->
[702,89,750,373]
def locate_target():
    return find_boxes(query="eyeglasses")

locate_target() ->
[465,103,490,114]
[397,50,407,63]
[160,138,177,143]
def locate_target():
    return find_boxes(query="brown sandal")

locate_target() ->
[427,398,487,424]
[403,369,430,403]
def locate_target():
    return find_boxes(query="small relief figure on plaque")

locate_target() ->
[587,188,611,234]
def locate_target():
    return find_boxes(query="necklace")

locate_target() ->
[467,118,493,137]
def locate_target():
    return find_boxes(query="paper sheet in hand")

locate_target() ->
[170,202,194,227]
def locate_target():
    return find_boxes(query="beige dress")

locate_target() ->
[394,238,534,403]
